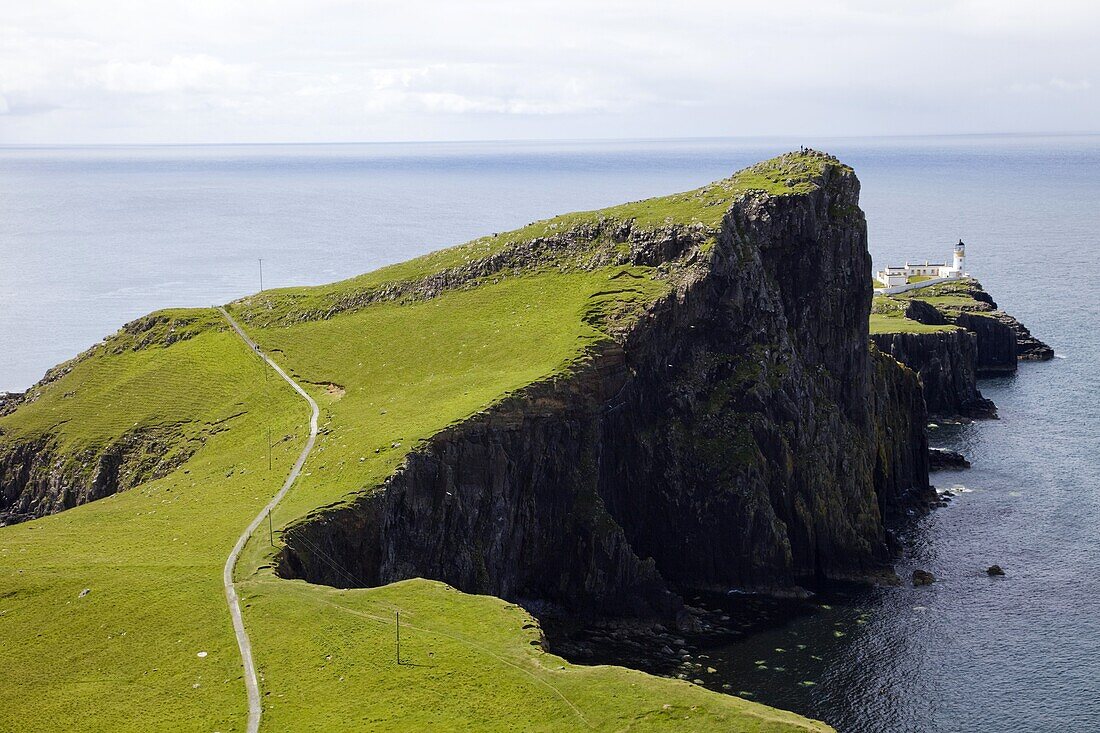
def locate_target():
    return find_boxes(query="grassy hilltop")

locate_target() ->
[0,153,839,732]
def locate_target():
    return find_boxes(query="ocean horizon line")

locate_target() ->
[2,130,1099,151]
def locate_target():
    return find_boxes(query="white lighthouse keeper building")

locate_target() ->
[875,240,967,288]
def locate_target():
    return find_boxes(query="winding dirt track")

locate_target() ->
[218,306,320,733]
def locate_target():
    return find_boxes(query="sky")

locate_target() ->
[0,0,1097,144]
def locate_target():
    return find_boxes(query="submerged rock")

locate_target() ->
[912,569,935,586]
[929,448,971,470]
[986,565,1006,576]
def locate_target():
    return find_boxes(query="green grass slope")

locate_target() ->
[0,319,305,732]
[868,280,980,335]
[888,278,992,314]
[0,152,840,732]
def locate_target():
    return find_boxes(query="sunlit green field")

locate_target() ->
[870,288,964,335]
[869,314,960,334]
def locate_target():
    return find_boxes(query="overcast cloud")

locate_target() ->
[0,0,1097,144]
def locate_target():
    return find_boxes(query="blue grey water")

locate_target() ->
[0,136,1097,732]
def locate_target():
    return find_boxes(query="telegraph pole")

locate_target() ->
[267,428,272,471]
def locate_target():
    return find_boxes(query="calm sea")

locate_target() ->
[1,136,1097,732]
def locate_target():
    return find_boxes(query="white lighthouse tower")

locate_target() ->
[952,239,966,276]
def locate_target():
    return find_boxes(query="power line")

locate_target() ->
[289,533,361,588]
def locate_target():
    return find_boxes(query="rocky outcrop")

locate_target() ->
[870,330,997,419]
[929,447,971,470]
[279,154,933,621]
[0,423,207,526]
[903,299,949,326]
[870,277,1053,416]
[916,280,1053,368]
[953,313,1017,376]
[0,436,121,526]
[961,281,1053,361]
[897,294,1019,377]
[986,311,1054,361]
[0,392,21,419]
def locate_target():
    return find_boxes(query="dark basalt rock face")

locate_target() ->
[0,424,203,527]
[279,158,933,621]
[870,330,997,419]
[990,311,1054,361]
[937,280,1053,367]
[963,281,1053,361]
[954,313,1018,376]
[0,438,123,526]
[904,299,949,326]
[869,345,931,519]
[279,351,683,620]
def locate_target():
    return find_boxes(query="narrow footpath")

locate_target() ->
[218,306,320,733]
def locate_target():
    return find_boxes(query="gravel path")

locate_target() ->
[218,306,319,733]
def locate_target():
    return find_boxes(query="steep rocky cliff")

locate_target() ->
[870,278,1051,418]
[901,278,1053,372]
[869,330,997,419]
[953,313,1018,376]
[958,280,1054,362]
[279,152,933,621]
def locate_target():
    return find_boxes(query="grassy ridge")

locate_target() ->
[1,311,236,450]
[231,151,844,326]
[236,267,665,526]
[868,314,959,335]
[0,153,842,732]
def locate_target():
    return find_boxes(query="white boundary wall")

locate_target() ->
[873,276,956,296]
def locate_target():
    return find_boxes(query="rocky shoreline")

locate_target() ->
[872,278,1052,420]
